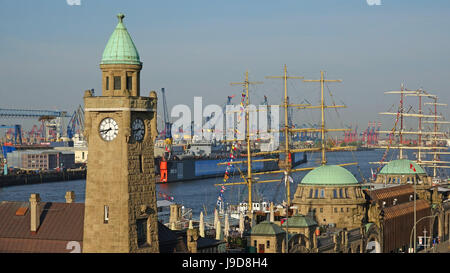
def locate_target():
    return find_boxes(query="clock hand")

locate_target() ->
[100,128,112,133]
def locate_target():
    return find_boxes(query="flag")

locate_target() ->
[410,163,416,172]
[284,174,294,186]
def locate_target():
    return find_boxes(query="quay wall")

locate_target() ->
[0,169,86,188]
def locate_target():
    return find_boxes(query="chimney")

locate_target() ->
[29,193,41,234]
[187,228,199,253]
[65,191,75,203]
[169,204,181,230]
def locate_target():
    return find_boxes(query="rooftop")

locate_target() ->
[281,214,317,228]
[101,13,141,65]
[251,221,285,236]
[301,164,359,186]
[379,159,426,175]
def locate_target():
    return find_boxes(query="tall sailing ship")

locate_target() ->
[215,66,358,220]
[371,85,449,185]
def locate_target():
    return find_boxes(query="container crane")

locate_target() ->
[160,88,172,160]
[0,125,22,145]
[0,108,69,140]
[67,105,85,139]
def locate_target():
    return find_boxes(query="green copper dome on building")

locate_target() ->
[250,221,286,236]
[101,13,141,65]
[281,214,317,228]
[301,165,359,185]
[379,159,426,175]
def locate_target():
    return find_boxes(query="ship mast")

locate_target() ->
[265,64,304,206]
[404,89,437,163]
[230,71,262,217]
[215,68,357,213]
[302,71,343,165]
[423,98,449,177]
[372,87,447,170]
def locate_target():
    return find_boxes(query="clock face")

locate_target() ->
[99,117,119,141]
[132,118,145,141]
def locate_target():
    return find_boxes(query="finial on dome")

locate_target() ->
[117,13,125,23]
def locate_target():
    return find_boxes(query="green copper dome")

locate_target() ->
[281,214,317,228]
[301,165,358,185]
[251,221,285,236]
[101,13,141,65]
[379,159,426,175]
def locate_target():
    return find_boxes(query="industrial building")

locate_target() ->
[6,149,75,170]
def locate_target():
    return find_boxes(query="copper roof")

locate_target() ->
[383,199,430,220]
[367,185,414,202]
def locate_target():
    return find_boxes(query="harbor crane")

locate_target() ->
[67,105,85,139]
[0,125,22,145]
[0,108,69,141]
[160,88,173,160]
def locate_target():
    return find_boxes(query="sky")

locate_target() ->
[1,0,449,133]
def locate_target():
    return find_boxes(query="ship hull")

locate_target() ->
[155,152,307,183]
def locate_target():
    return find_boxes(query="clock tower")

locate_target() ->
[82,13,159,253]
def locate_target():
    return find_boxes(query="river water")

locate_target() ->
[1,149,448,217]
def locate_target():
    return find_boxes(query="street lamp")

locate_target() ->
[409,214,437,253]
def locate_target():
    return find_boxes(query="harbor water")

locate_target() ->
[1,149,448,218]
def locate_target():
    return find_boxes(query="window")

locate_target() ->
[136,218,148,247]
[126,76,133,90]
[333,189,337,198]
[341,208,344,212]
[320,189,325,198]
[106,76,109,90]
[114,76,121,90]
[339,189,343,199]
[334,208,338,213]
[314,189,318,198]
[345,188,348,198]
[320,208,323,213]
[104,205,109,224]
[266,240,270,249]
[254,240,257,247]
[139,155,144,173]
[309,189,313,198]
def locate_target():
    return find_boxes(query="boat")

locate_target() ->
[215,66,358,221]
[370,85,449,184]
[156,198,193,226]
[154,94,308,183]
[155,150,306,183]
